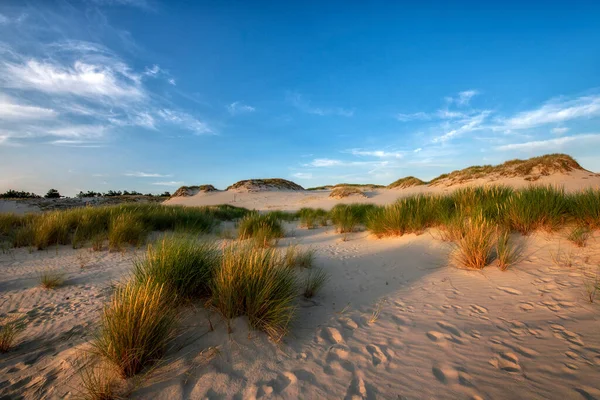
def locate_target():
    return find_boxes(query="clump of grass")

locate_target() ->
[108,213,146,251]
[329,186,366,199]
[569,189,600,229]
[453,215,496,269]
[367,195,440,237]
[582,266,600,303]
[496,230,525,271]
[39,270,65,289]
[0,317,25,353]
[567,225,591,247]
[34,211,72,250]
[92,279,177,378]
[505,186,568,234]
[92,234,106,252]
[133,237,220,299]
[266,210,298,222]
[238,212,284,247]
[12,224,35,248]
[284,245,316,269]
[211,244,297,340]
[76,357,124,400]
[298,208,328,229]
[303,268,329,298]
[329,204,376,235]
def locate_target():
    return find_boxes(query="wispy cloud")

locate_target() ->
[305,158,385,168]
[495,133,600,152]
[0,94,57,120]
[347,149,404,158]
[227,101,255,115]
[445,90,479,106]
[432,111,491,143]
[395,111,430,122]
[157,109,213,135]
[552,127,569,135]
[151,181,184,186]
[51,139,106,148]
[287,92,354,117]
[501,95,600,130]
[124,171,172,178]
[292,172,313,179]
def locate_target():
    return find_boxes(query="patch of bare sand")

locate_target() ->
[1,226,600,399]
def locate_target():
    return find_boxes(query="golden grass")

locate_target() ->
[453,215,496,270]
[39,270,65,289]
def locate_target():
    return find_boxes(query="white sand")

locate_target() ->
[0,200,40,215]
[167,170,600,211]
[1,224,599,399]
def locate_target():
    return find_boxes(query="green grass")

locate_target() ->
[453,215,496,270]
[496,230,525,271]
[303,268,329,298]
[92,278,177,378]
[567,225,591,247]
[39,270,65,289]
[284,245,316,269]
[505,186,568,234]
[211,244,298,340]
[329,204,376,234]
[133,236,220,299]
[569,189,600,229]
[238,212,285,247]
[298,208,328,229]
[367,195,440,237]
[2,204,249,250]
[0,317,25,353]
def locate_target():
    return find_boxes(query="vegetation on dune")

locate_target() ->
[0,190,41,199]
[226,178,304,191]
[298,208,328,228]
[302,268,329,298]
[429,154,584,186]
[0,317,25,353]
[0,203,250,250]
[171,185,218,197]
[387,176,427,189]
[329,203,376,234]
[329,186,367,199]
[39,270,65,289]
[93,279,177,378]
[307,183,385,191]
[238,212,285,247]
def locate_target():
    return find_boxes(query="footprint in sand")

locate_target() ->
[469,304,488,315]
[345,372,369,400]
[436,321,462,337]
[427,331,446,343]
[519,302,535,311]
[321,327,345,344]
[497,286,522,295]
[489,352,521,373]
[365,344,388,367]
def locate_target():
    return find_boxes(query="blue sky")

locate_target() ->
[1,1,599,195]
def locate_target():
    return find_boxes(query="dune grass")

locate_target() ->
[496,230,525,271]
[453,215,496,270]
[133,236,220,299]
[238,212,284,247]
[284,245,316,269]
[504,186,568,234]
[2,204,249,251]
[329,186,366,199]
[211,244,297,340]
[302,268,329,298]
[92,278,177,378]
[0,317,24,353]
[76,357,124,400]
[569,189,600,229]
[567,225,591,247]
[39,270,65,289]
[329,204,376,234]
[298,208,328,229]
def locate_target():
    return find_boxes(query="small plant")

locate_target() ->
[39,270,65,289]
[582,267,600,303]
[238,212,284,247]
[76,356,123,400]
[92,234,106,252]
[453,215,496,269]
[496,230,525,271]
[0,317,25,352]
[303,268,329,298]
[368,300,385,324]
[284,245,316,269]
[92,279,177,378]
[567,225,591,247]
[550,245,575,268]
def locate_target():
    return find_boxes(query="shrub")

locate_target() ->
[108,213,146,251]
[92,279,177,378]
[45,188,61,199]
[211,244,297,340]
[453,215,496,269]
[133,237,220,299]
[303,268,329,298]
[238,212,284,247]
[505,186,568,234]
[39,270,65,289]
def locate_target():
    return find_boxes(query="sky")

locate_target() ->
[1,1,599,196]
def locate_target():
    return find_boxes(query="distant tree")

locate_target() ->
[0,190,40,199]
[161,191,171,197]
[45,189,61,199]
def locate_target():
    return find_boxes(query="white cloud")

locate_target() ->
[432,111,491,143]
[348,149,404,158]
[0,13,9,24]
[287,92,354,117]
[227,101,256,115]
[446,90,479,106]
[292,172,313,179]
[168,78,176,86]
[306,158,343,167]
[0,94,57,120]
[157,109,213,135]
[144,64,161,76]
[47,125,108,138]
[2,59,144,101]
[495,133,600,152]
[152,181,184,186]
[552,127,569,135]
[124,172,171,178]
[395,112,430,122]
[413,148,422,153]
[51,139,105,147]
[503,95,600,130]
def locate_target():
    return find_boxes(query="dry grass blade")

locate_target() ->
[75,356,124,400]
[567,225,591,248]
[303,268,329,298]
[453,215,496,270]
[0,316,25,353]
[496,230,525,271]
[39,270,65,289]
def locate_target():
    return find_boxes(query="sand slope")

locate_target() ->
[1,224,599,399]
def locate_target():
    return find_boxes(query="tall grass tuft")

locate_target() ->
[569,189,600,229]
[303,268,329,298]
[108,213,146,251]
[453,215,496,269]
[211,244,297,340]
[505,186,568,234]
[368,195,440,237]
[284,245,316,269]
[39,270,65,289]
[568,225,591,247]
[238,212,284,247]
[298,208,328,229]
[0,317,24,353]
[329,204,376,234]
[496,230,525,271]
[92,279,177,378]
[133,236,220,299]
